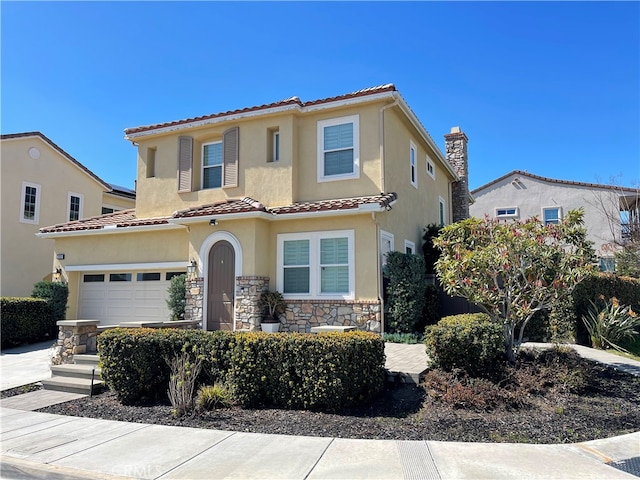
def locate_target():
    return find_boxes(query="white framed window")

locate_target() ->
[277,230,355,300]
[202,141,223,189]
[410,141,417,188]
[68,192,83,221]
[404,240,416,255]
[317,115,359,182]
[380,230,394,267]
[542,207,562,225]
[495,207,519,219]
[439,196,447,226]
[20,181,41,224]
[273,131,280,162]
[426,155,435,180]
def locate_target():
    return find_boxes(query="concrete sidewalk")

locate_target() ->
[0,341,53,391]
[1,406,638,480]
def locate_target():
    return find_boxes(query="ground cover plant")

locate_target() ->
[38,346,640,444]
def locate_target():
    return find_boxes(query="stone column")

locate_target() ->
[445,126,470,222]
[235,276,270,331]
[184,276,204,324]
[56,320,100,364]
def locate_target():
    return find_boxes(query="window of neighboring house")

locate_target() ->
[405,240,416,255]
[101,206,122,215]
[146,147,156,178]
[495,207,519,219]
[426,155,435,180]
[542,207,561,225]
[599,257,616,273]
[317,115,359,181]
[68,193,83,221]
[202,141,223,189]
[439,196,447,226]
[410,141,417,188]
[268,129,280,163]
[277,230,355,299]
[380,230,394,268]
[20,182,41,224]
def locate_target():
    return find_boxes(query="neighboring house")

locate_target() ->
[0,132,136,297]
[470,170,640,270]
[39,84,470,332]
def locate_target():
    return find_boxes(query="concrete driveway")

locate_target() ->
[0,341,53,390]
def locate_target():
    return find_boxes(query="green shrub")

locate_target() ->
[98,328,233,404]
[32,281,68,321]
[196,383,234,410]
[582,297,640,352]
[226,331,385,410]
[166,274,187,320]
[382,332,423,344]
[1,297,53,348]
[425,313,504,377]
[384,252,428,333]
[98,329,385,411]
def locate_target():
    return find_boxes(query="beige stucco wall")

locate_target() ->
[102,192,135,211]
[0,135,131,297]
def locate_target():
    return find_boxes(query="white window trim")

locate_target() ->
[495,206,519,219]
[404,240,416,255]
[317,115,360,182]
[277,229,355,300]
[273,131,280,162]
[542,206,562,225]
[380,230,394,267]
[20,181,41,224]
[410,141,417,188]
[439,196,447,226]
[201,140,223,190]
[67,192,84,221]
[426,155,435,180]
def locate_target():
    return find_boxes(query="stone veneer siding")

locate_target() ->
[184,276,204,323]
[235,276,270,331]
[56,320,100,364]
[445,129,470,222]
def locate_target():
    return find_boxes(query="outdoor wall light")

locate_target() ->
[209,219,218,226]
[187,259,197,278]
[53,268,62,281]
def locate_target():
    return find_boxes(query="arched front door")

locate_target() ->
[207,240,235,331]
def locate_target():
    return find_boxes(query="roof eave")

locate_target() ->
[37,222,182,238]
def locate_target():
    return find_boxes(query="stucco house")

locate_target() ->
[39,84,470,332]
[470,170,639,271]
[1,132,135,297]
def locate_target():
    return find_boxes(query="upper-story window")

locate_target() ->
[543,207,561,225]
[317,115,359,182]
[202,141,223,189]
[20,182,40,224]
[426,155,435,180]
[68,192,83,221]
[410,141,417,188]
[496,207,519,219]
[439,196,447,226]
[404,240,416,255]
[273,131,280,162]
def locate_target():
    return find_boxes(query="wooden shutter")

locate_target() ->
[222,127,238,188]
[177,136,193,192]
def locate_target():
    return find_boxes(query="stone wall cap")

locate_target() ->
[57,320,100,326]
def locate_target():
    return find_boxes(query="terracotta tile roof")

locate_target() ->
[1,131,111,190]
[124,84,396,136]
[39,193,398,234]
[471,170,639,195]
[173,197,267,218]
[39,209,170,234]
[269,193,398,215]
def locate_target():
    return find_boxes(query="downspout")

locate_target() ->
[379,98,399,194]
[371,211,384,334]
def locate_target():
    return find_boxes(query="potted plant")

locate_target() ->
[259,290,286,333]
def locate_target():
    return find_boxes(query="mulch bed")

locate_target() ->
[36,350,640,444]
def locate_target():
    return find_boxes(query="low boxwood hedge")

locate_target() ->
[98,328,385,411]
[1,297,53,348]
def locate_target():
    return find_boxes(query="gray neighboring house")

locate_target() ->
[470,170,639,271]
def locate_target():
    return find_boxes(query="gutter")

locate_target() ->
[36,222,185,239]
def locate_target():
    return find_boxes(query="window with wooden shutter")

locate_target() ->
[177,136,193,192]
[222,127,238,188]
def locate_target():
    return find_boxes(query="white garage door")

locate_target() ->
[78,271,185,326]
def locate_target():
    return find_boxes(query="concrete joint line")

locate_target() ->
[303,437,335,479]
[397,440,442,480]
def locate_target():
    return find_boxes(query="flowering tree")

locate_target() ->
[434,209,594,364]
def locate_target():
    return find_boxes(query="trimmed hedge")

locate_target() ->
[425,313,504,376]
[1,297,53,348]
[32,281,68,321]
[98,329,385,411]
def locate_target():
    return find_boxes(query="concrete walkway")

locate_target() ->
[0,340,53,391]
[1,341,639,479]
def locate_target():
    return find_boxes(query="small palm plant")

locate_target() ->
[258,290,286,323]
[582,296,639,352]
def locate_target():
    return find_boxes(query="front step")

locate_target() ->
[41,376,104,395]
[43,354,103,395]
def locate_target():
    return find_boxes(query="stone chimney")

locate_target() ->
[444,126,469,222]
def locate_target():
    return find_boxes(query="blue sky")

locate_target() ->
[2,1,638,191]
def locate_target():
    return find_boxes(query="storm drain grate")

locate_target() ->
[396,440,442,480]
[608,457,640,478]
